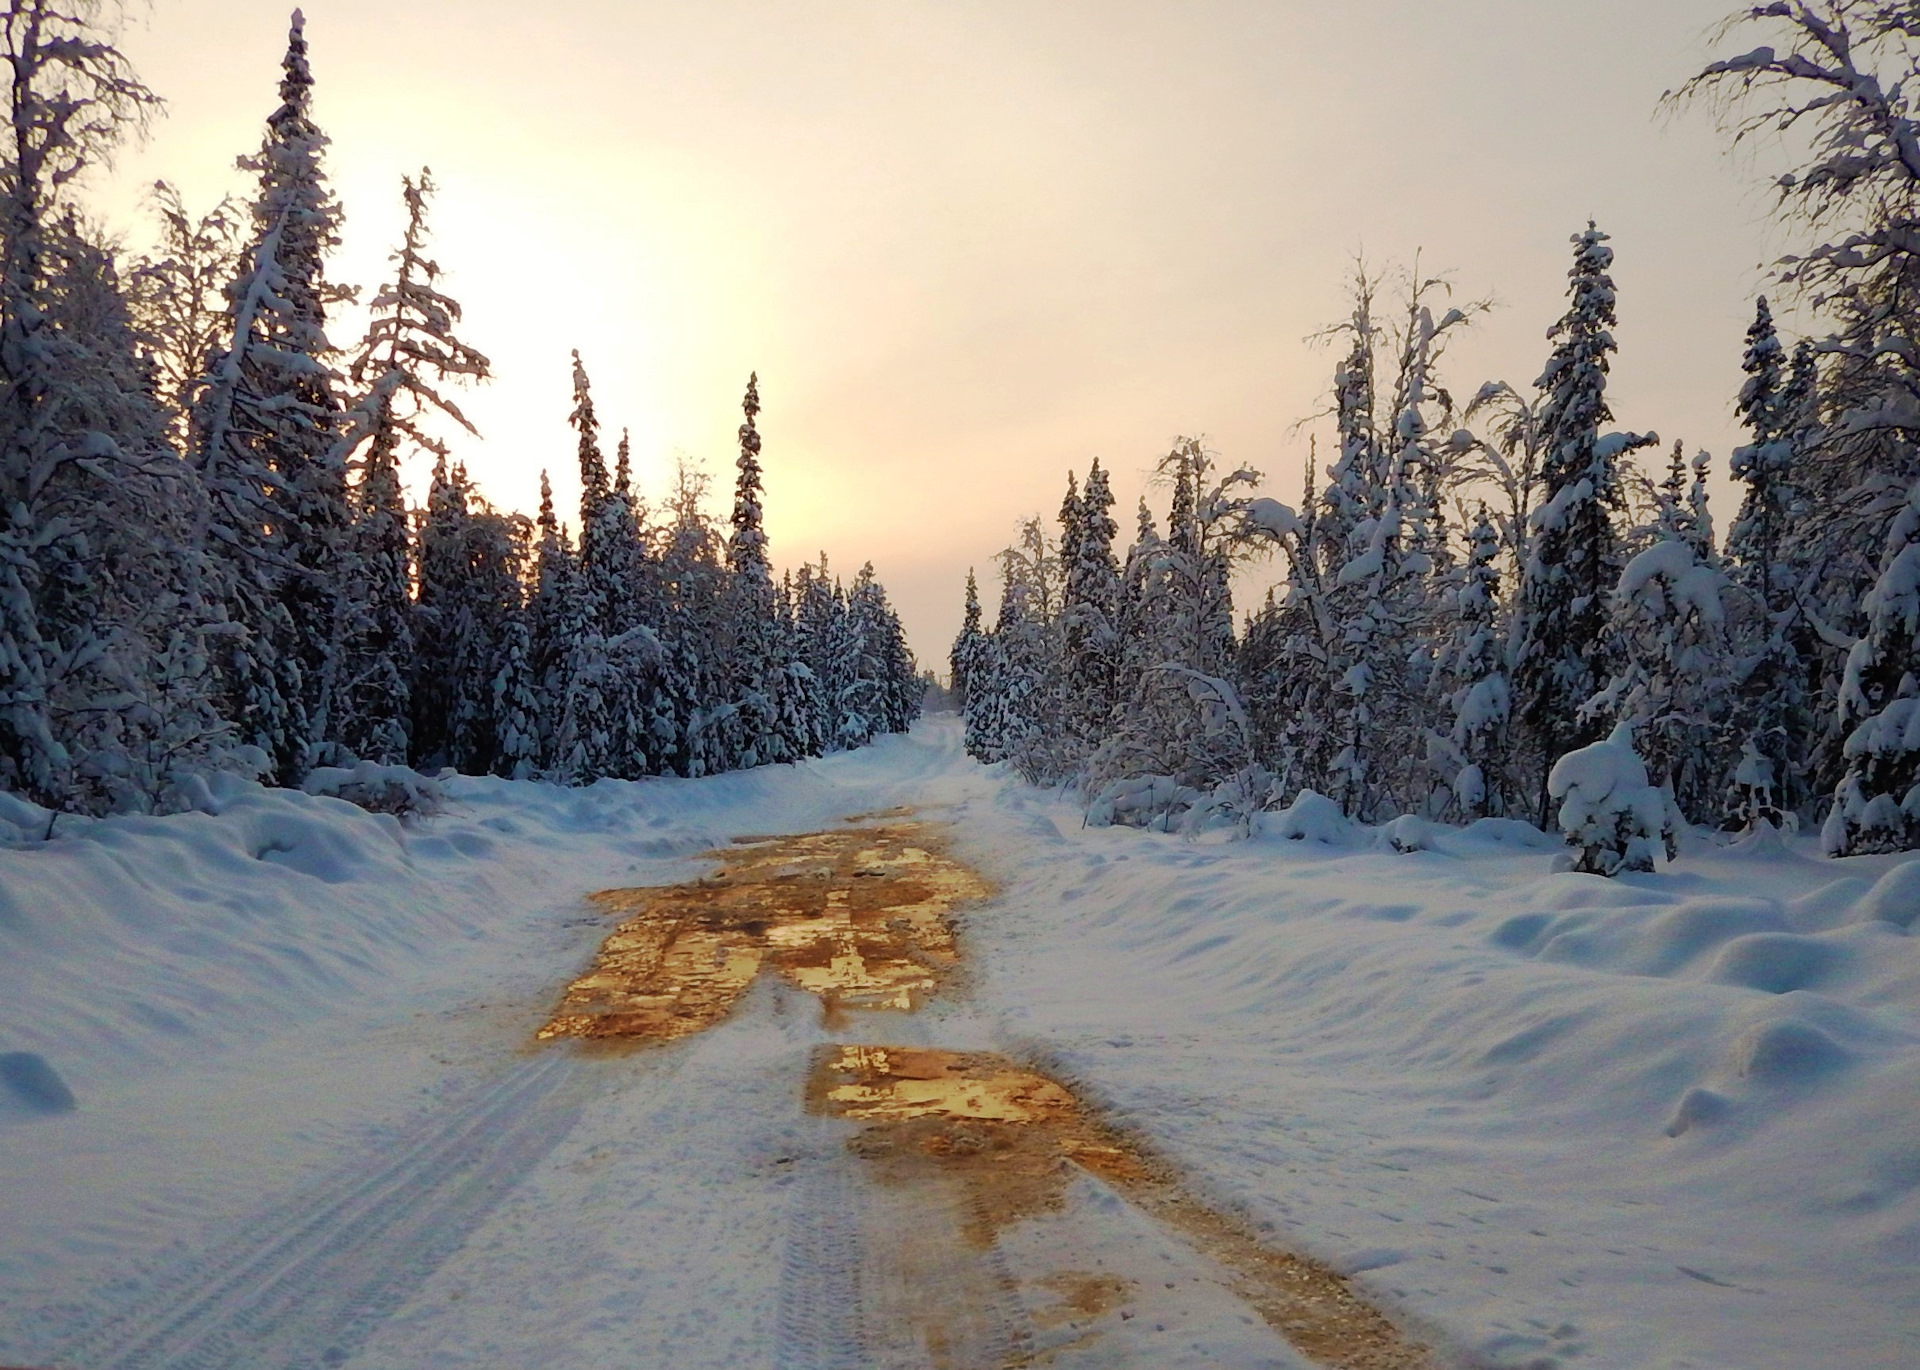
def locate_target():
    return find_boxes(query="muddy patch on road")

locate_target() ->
[810,1045,1437,1370]
[537,824,989,1046]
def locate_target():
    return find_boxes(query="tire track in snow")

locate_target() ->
[52,1051,588,1370]
[773,1155,867,1370]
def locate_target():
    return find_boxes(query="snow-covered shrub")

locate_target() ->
[1548,723,1672,876]
[1824,479,1920,856]
[1084,774,1198,832]
[301,761,444,817]
[1271,790,1355,845]
[1180,764,1280,839]
[1379,813,1437,853]
[1586,535,1732,826]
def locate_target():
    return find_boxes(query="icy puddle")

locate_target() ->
[810,1045,1438,1370]
[537,824,989,1044]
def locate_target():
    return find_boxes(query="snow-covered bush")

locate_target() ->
[1270,790,1356,845]
[301,762,444,817]
[1824,479,1920,856]
[1548,723,1672,876]
[1084,773,1198,832]
[1586,535,1733,825]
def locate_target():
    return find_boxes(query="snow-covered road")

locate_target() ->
[2,718,1916,1368]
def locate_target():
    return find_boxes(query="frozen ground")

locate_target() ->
[0,717,1915,1368]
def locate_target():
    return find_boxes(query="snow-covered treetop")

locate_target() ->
[1616,539,1728,627]
[273,10,315,138]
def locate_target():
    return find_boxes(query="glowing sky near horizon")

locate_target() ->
[92,0,1778,667]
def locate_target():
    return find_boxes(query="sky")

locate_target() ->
[90,0,1784,668]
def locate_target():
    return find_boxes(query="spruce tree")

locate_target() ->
[726,372,782,766]
[950,567,984,712]
[1595,519,1734,830]
[1825,477,1920,855]
[338,419,411,764]
[526,469,577,770]
[553,354,621,782]
[1062,459,1122,746]
[775,570,825,760]
[1727,301,1806,826]
[409,454,464,769]
[1436,507,1510,819]
[196,10,352,783]
[1513,224,1656,822]
[337,170,490,765]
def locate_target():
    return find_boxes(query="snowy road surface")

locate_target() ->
[2,717,1917,1368]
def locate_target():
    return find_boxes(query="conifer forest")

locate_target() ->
[0,4,919,822]
[952,4,1920,874]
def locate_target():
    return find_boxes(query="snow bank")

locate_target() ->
[5,720,1917,1370]
[0,732,950,1106]
[961,768,1920,1370]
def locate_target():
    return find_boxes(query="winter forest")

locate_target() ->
[0,3,920,822]
[953,2,1920,873]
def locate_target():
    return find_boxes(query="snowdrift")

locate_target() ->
[3,719,1916,1368]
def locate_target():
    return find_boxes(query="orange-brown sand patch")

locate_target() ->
[537,824,989,1045]
[810,1045,1436,1370]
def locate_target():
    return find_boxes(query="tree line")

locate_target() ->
[953,1,1920,867]
[0,3,918,818]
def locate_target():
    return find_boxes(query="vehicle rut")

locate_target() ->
[51,1051,588,1370]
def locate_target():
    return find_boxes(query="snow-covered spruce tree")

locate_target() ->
[1550,722,1672,876]
[829,564,881,750]
[724,372,784,767]
[840,561,916,743]
[1432,507,1511,820]
[411,457,538,778]
[961,628,1006,762]
[658,459,729,776]
[408,453,463,768]
[1115,497,1164,697]
[1589,515,1735,833]
[1726,299,1808,826]
[490,609,539,780]
[548,359,667,782]
[949,566,984,713]
[1825,476,1920,853]
[447,497,531,777]
[993,515,1067,781]
[336,169,490,766]
[337,414,411,765]
[1061,459,1123,752]
[967,552,1042,765]
[1313,271,1382,587]
[526,469,578,769]
[195,10,355,784]
[603,427,678,778]
[1512,224,1657,824]
[794,555,844,749]
[774,570,824,761]
[550,354,623,783]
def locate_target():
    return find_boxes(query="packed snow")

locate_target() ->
[1,717,1915,1368]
